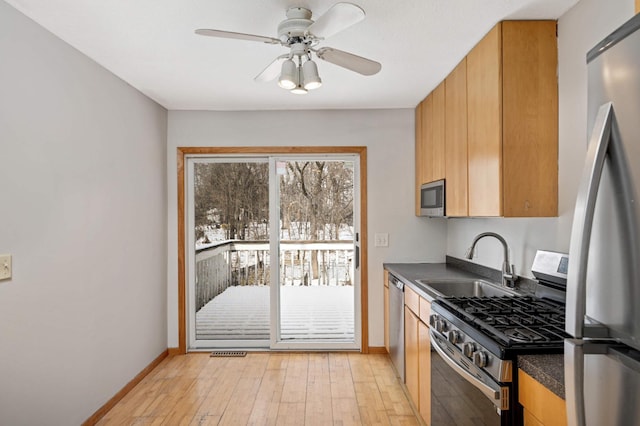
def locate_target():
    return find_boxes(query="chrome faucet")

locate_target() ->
[465,232,518,288]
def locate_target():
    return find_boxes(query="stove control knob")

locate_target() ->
[434,318,448,333]
[473,351,488,368]
[429,315,438,328]
[448,330,463,344]
[463,342,476,358]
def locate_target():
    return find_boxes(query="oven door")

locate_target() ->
[430,330,511,426]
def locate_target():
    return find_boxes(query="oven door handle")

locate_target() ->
[430,329,506,410]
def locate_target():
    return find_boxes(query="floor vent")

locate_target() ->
[210,351,247,358]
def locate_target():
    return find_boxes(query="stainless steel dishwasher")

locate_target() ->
[388,273,405,381]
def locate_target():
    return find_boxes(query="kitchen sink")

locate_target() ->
[416,278,519,298]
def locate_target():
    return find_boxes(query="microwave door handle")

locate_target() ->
[566,102,613,338]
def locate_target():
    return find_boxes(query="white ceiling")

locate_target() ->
[4,0,579,111]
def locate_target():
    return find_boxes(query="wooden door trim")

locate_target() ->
[176,146,368,354]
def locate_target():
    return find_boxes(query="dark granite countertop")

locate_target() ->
[518,354,565,399]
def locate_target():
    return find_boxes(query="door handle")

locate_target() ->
[565,339,587,426]
[566,102,613,338]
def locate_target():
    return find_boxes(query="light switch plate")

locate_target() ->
[374,233,389,247]
[0,254,12,280]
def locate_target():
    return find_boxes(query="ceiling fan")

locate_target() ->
[195,2,382,95]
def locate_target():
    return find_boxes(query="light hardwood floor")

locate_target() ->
[97,352,421,426]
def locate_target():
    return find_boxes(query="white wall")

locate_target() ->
[167,109,447,348]
[446,0,635,277]
[0,3,168,425]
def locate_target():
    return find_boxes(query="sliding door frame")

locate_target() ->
[176,146,368,354]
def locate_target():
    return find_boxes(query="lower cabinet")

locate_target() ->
[405,306,420,405]
[404,286,431,425]
[418,320,431,424]
[518,369,567,426]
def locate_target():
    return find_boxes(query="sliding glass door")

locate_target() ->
[186,154,360,351]
[271,157,359,350]
[187,158,271,348]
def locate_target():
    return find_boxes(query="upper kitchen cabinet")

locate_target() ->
[467,21,558,217]
[445,58,468,217]
[428,82,446,185]
[415,82,446,215]
[415,102,424,216]
[415,81,445,216]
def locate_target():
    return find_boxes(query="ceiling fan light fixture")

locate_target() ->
[278,59,297,90]
[302,59,322,90]
[289,62,308,94]
[290,84,308,95]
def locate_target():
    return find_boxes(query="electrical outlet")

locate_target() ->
[0,254,11,280]
[374,233,389,247]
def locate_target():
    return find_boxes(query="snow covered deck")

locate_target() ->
[195,285,354,341]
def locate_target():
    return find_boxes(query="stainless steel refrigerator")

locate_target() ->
[565,12,640,426]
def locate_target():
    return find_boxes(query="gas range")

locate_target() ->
[430,293,568,383]
[427,250,569,425]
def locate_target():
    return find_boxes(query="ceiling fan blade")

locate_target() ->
[306,3,365,39]
[254,55,288,82]
[315,47,381,76]
[195,29,281,45]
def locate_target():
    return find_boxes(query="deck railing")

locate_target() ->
[195,240,354,312]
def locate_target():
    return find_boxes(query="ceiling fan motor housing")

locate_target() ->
[278,7,314,43]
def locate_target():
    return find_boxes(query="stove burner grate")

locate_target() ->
[439,295,569,346]
[503,328,546,343]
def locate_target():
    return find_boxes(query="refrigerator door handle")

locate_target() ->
[566,102,613,338]
[565,339,586,426]
[565,339,609,426]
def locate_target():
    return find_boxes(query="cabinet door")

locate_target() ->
[518,369,567,426]
[404,306,420,407]
[467,23,503,216]
[445,58,469,217]
[420,95,433,184]
[501,21,558,217]
[418,320,431,425]
[419,296,431,323]
[415,101,425,216]
[430,82,446,182]
[405,285,420,316]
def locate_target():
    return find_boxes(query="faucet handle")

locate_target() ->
[502,262,518,288]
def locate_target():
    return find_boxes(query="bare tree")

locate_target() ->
[194,160,353,283]
[194,162,269,242]
[280,161,353,279]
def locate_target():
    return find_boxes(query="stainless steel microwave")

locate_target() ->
[420,179,445,217]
